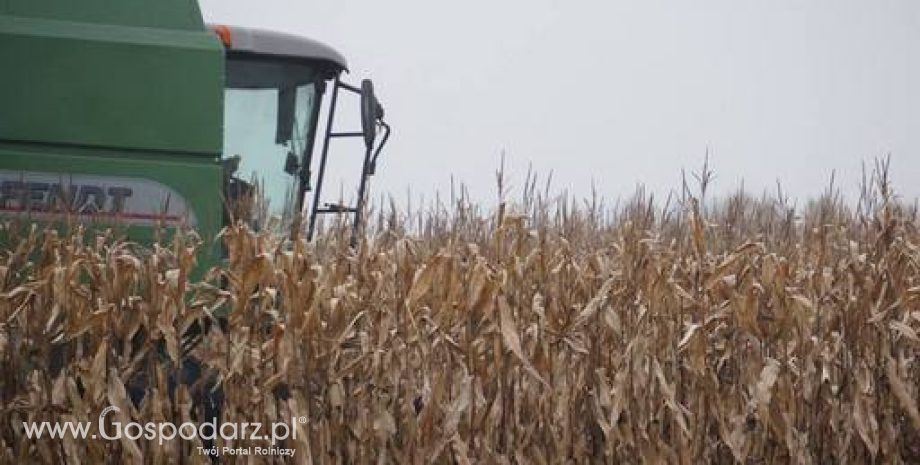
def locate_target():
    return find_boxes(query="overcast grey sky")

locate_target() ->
[200,0,920,205]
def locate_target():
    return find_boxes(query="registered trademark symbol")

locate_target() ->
[298,417,307,424]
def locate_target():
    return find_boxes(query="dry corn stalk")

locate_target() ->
[0,174,919,464]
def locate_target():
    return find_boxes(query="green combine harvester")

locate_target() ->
[0,0,390,266]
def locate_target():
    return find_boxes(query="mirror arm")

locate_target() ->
[337,81,362,94]
[369,121,391,176]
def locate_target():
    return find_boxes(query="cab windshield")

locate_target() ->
[222,57,319,226]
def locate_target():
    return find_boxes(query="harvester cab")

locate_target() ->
[0,0,388,269]
[211,25,390,243]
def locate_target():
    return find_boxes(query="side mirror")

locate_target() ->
[360,79,383,150]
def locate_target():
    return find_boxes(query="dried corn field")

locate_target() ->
[2,169,920,464]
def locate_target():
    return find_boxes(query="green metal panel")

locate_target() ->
[0,16,224,156]
[0,0,228,274]
[4,0,205,30]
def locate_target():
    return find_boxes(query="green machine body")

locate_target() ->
[0,0,390,272]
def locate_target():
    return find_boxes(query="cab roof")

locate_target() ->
[210,24,348,72]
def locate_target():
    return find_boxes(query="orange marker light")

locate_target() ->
[213,25,233,48]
